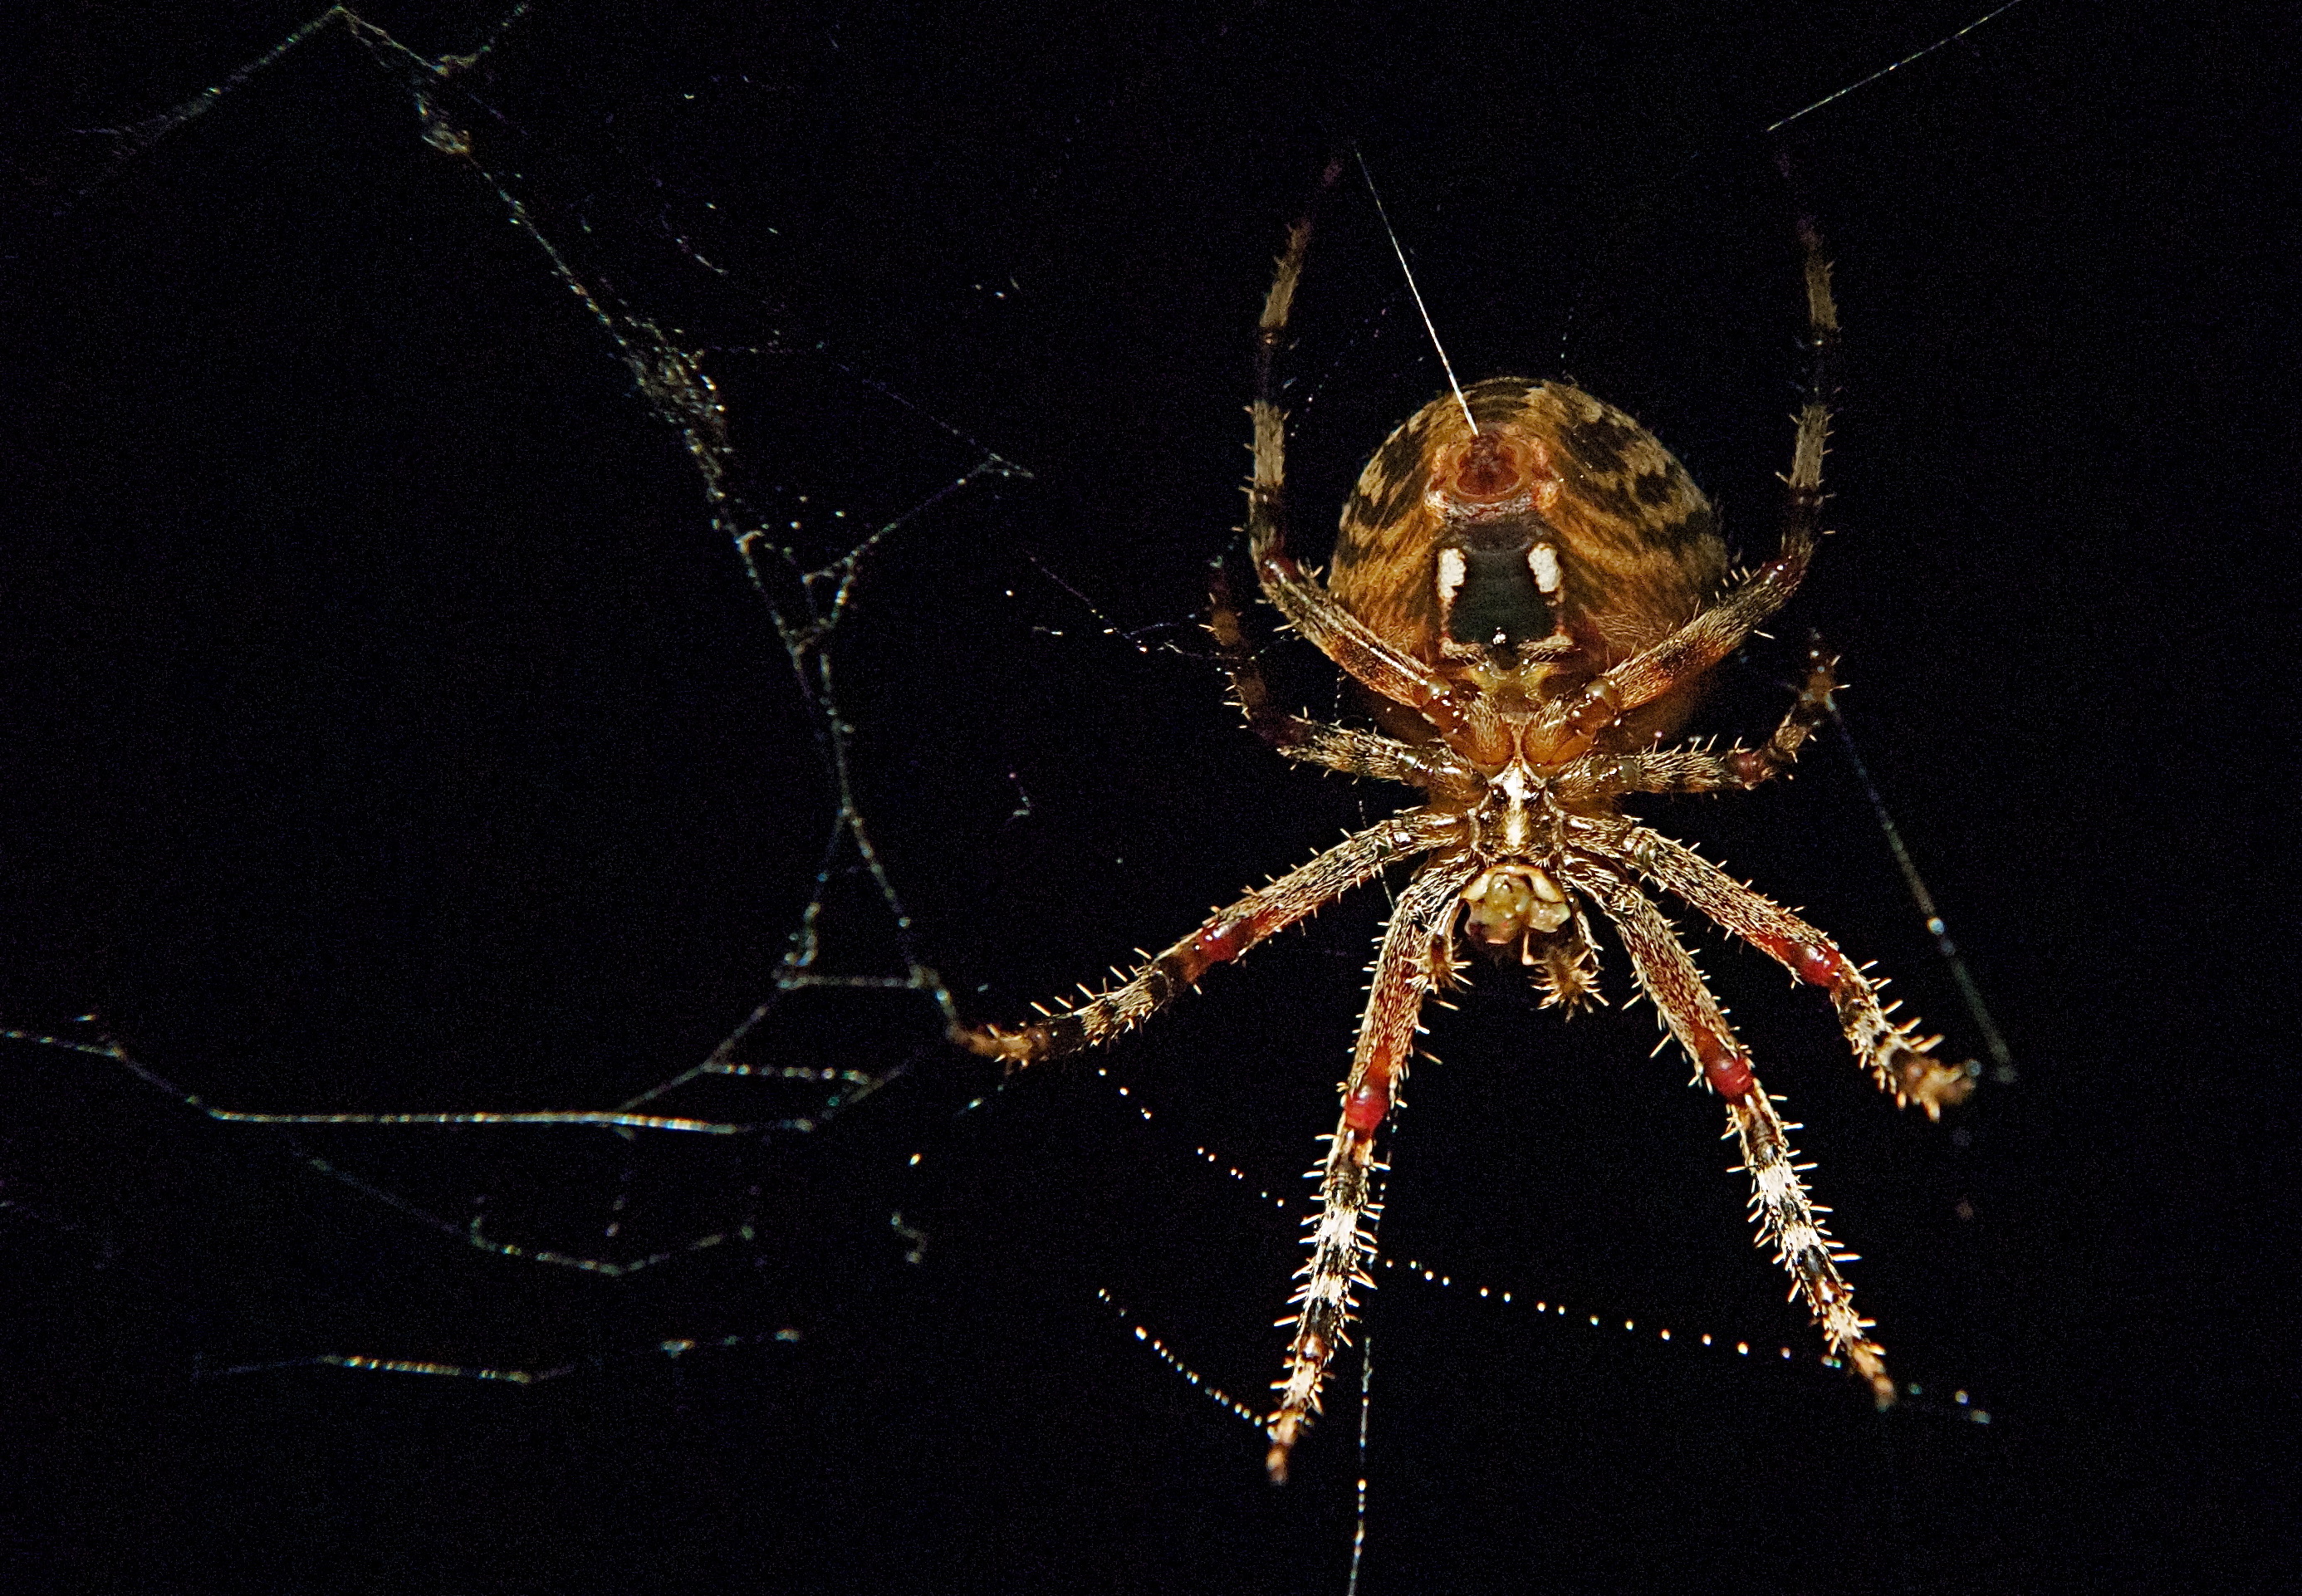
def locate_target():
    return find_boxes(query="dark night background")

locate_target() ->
[0,3,2287,1592]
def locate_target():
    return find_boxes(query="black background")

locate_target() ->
[1,2,2287,1592]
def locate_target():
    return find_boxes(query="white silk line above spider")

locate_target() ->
[1765,0,2035,134]
[1351,145,1477,436]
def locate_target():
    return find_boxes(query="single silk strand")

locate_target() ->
[1353,145,1477,435]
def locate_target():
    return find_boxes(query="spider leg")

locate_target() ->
[1271,717,1480,796]
[1210,546,1482,800]
[1243,182,1464,734]
[957,811,1456,1070]
[1553,639,1838,803]
[1266,849,1477,1482]
[1571,864,1896,1407]
[1537,217,1840,751]
[1579,821,1975,1119]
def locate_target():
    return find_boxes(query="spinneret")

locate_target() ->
[958,169,1971,1479]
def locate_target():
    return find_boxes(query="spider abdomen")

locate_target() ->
[1330,377,1726,748]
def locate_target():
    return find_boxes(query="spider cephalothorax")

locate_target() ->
[961,174,1973,1481]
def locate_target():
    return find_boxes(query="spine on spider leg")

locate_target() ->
[1729,1084,1895,1408]
[1621,830,1974,1118]
[954,815,1449,1071]
[1266,854,1469,1483]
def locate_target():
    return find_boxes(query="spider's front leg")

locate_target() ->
[1536,217,1841,756]
[1573,863,1897,1407]
[1266,849,1478,1482]
[1242,189,1467,738]
[956,811,1455,1070]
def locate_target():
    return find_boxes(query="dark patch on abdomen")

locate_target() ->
[1447,543,1552,647]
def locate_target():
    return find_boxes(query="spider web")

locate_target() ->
[2,3,1052,1383]
[0,4,2035,1588]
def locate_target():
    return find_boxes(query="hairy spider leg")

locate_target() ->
[1527,214,1841,758]
[1243,184,1467,737]
[1573,865,1895,1406]
[1554,640,1841,805]
[1596,824,1976,1119]
[1207,548,1482,800]
[954,812,1456,1069]
[1267,849,1478,1481]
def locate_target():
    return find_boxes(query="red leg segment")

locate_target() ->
[957,812,1457,1070]
[1266,849,1476,1481]
[1574,864,1896,1407]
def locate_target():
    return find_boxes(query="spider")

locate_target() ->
[961,162,1975,1481]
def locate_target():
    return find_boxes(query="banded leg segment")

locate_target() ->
[1266,849,1477,1482]
[1606,825,1974,1119]
[1535,214,1841,751]
[958,812,1455,1070]
[1554,641,1839,804]
[1575,865,1894,1406]
[1245,179,1462,734]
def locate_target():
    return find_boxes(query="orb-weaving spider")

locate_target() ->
[962,165,1975,1481]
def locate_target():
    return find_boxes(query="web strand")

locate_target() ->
[1352,145,1477,436]
[1766,0,2035,134]
[3,3,1029,1334]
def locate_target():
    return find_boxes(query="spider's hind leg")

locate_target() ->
[1575,864,1896,1407]
[1266,849,1477,1482]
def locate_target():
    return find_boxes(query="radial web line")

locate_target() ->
[1827,705,2015,1080]
[1766,0,2035,134]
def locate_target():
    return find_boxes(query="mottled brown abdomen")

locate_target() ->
[1328,378,1726,747]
